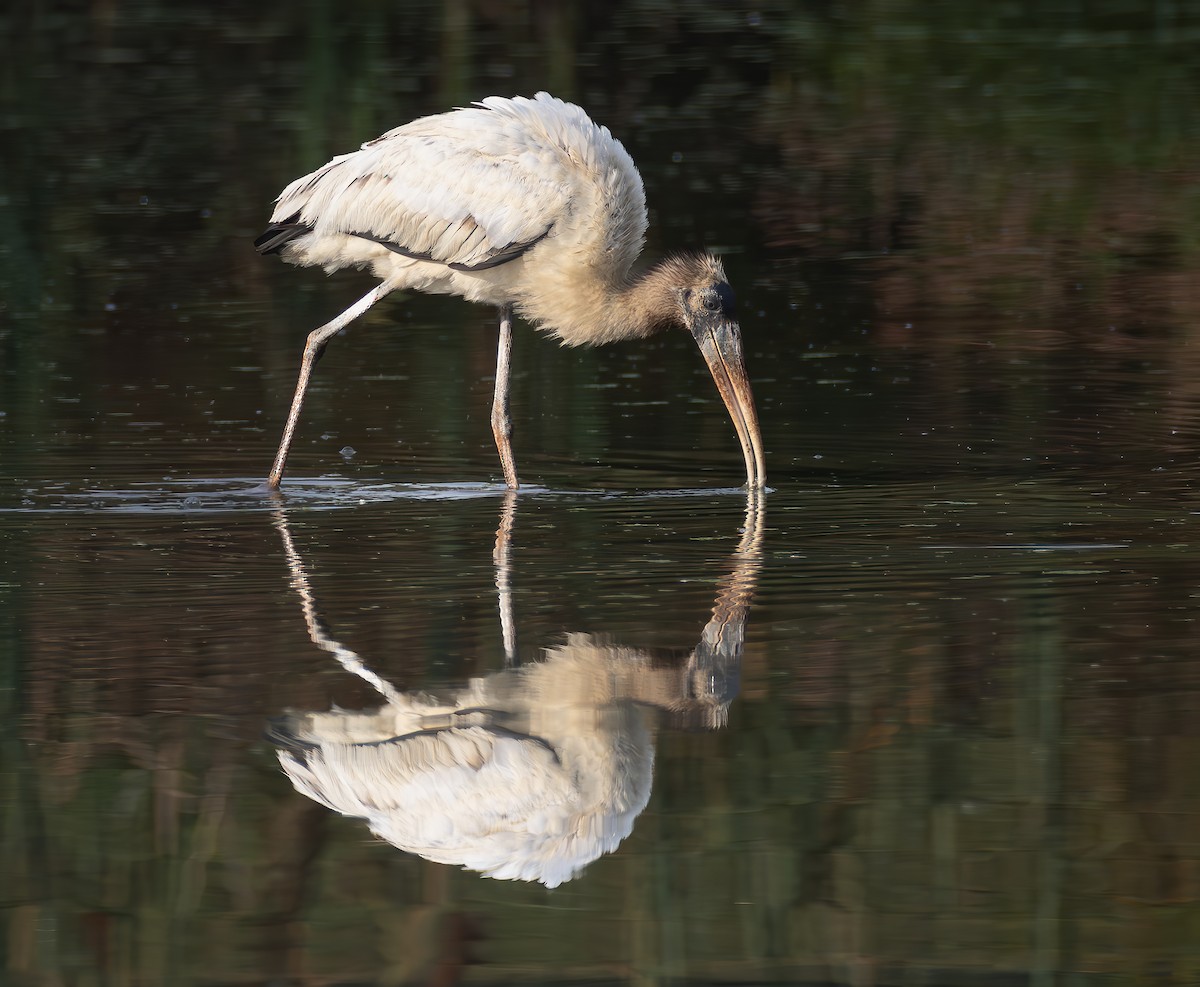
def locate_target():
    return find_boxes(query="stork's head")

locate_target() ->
[665,253,766,490]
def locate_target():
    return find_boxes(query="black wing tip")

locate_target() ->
[345,224,552,271]
[264,714,318,753]
[255,212,313,255]
[446,226,552,271]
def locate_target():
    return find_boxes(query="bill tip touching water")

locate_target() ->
[256,91,765,492]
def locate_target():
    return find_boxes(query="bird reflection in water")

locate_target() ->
[268,494,764,887]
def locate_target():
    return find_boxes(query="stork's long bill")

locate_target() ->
[691,320,766,490]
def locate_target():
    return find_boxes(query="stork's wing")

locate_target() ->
[276,726,575,829]
[263,115,568,271]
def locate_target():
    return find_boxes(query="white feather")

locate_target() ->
[273,637,658,889]
[268,92,648,344]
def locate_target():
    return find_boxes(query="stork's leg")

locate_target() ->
[267,281,397,489]
[493,489,518,665]
[272,506,402,703]
[490,304,519,489]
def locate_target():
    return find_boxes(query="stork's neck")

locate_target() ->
[603,263,682,341]
[524,260,681,348]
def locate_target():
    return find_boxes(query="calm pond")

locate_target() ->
[4,3,1200,985]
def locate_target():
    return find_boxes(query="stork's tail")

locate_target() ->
[254,212,313,255]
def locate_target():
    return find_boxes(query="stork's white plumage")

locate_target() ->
[270,638,659,889]
[257,92,764,490]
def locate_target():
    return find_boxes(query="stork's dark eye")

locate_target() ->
[702,293,721,312]
[714,282,736,316]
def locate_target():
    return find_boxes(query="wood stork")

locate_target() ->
[256,92,765,490]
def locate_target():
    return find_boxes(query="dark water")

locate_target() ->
[4,3,1200,985]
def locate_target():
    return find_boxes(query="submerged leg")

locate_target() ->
[267,281,397,489]
[490,304,519,489]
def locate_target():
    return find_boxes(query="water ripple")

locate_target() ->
[1,477,760,516]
